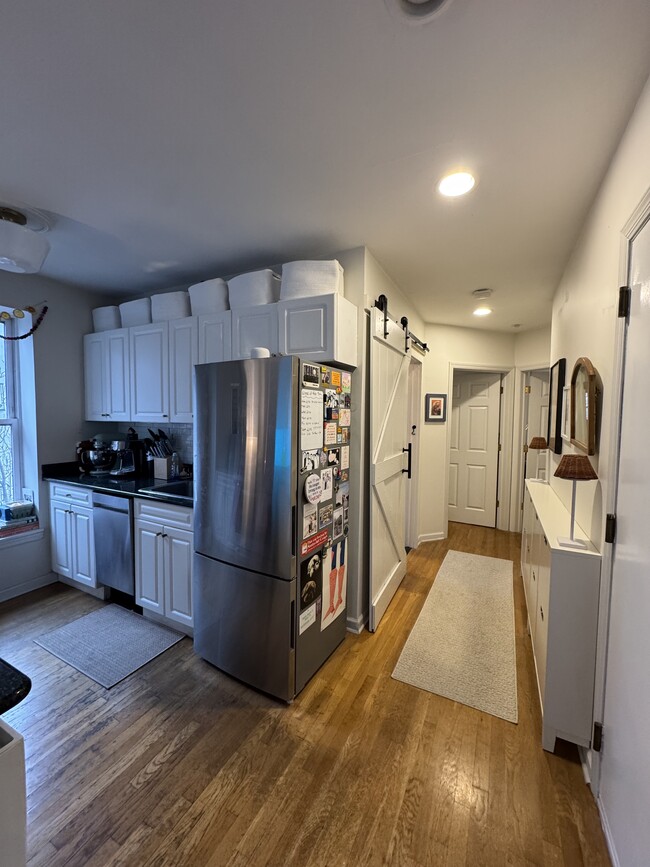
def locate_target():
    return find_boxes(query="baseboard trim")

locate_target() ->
[418,532,445,544]
[346,612,366,634]
[597,797,620,867]
[0,571,57,604]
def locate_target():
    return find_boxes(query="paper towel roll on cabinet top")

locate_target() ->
[250,347,271,358]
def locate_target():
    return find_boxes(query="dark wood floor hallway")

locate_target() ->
[0,523,611,865]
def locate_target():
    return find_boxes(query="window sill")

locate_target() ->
[0,528,45,550]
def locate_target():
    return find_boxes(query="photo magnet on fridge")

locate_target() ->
[324,389,339,420]
[333,506,343,538]
[342,372,351,393]
[324,423,337,446]
[319,503,333,528]
[321,367,331,386]
[300,554,322,611]
[331,370,341,388]
[320,467,333,502]
[322,539,347,630]
[302,362,321,388]
[303,502,318,538]
[301,449,320,472]
[327,447,340,467]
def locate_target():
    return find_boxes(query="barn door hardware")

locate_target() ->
[400,316,410,353]
[374,294,390,338]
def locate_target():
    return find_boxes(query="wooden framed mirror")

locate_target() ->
[570,357,598,455]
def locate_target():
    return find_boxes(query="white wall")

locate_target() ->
[0,273,111,600]
[514,326,551,369]
[548,74,650,867]
[418,324,516,541]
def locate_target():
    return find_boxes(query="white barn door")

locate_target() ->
[448,371,501,527]
[369,307,409,632]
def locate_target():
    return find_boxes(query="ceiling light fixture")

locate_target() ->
[473,306,492,317]
[386,0,455,25]
[437,171,476,198]
[0,206,51,274]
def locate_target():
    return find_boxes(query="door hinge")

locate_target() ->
[498,442,502,452]
[496,499,500,508]
[524,385,531,394]
[521,501,524,511]
[605,513,617,544]
[523,444,528,454]
[618,285,631,319]
[500,386,504,394]
[592,721,603,752]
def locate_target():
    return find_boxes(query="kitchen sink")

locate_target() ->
[138,479,194,503]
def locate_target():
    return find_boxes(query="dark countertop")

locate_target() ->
[0,657,32,715]
[43,462,193,506]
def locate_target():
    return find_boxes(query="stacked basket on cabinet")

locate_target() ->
[91,260,344,333]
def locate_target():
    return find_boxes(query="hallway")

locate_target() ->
[0,524,610,865]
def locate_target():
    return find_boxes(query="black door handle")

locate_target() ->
[402,444,412,479]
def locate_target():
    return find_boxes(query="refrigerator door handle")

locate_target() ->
[290,600,296,650]
[291,505,296,556]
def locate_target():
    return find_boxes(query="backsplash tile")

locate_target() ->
[129,423,193,466]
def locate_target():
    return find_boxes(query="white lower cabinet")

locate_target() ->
[134,499,193,629]
[521,480,601,752]
[49,484,96,588]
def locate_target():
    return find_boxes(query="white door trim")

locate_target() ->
[404,355,422,550]
[445,362,515,534]
[588,187,650,796]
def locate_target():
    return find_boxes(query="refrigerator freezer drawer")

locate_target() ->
[193,552,296,701]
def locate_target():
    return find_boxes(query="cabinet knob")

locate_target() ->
[162,414,168,418]
[540,606,544,621]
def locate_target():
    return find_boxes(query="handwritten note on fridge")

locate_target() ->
[301,389,324,451]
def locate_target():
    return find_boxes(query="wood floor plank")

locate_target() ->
[1,524,612,866]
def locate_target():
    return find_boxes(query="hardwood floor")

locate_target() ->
[0,524,611,866]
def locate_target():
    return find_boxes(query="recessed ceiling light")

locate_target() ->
[473,306,492,317]
[438,171,476,198]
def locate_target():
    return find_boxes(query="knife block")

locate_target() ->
[153,457,173,480]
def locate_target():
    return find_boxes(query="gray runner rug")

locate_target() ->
[392,550,518,722]
[35,604,184,688]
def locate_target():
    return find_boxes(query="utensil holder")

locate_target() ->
[153,457,173,480]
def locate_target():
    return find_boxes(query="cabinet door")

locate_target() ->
[50,500,73,578]
[533,532,551,702]
[198,311,232,364]
[528,512,542,640]
[169,317,198,423]
[231,306,279,359]
[84,333,105,421]
[71,505,96,587]
[135,519,164,614]
[104,329,131,422]
[278,295,333,358]
[130,323,170,422]
[163,525,193,627]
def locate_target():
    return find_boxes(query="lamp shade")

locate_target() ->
[0,218,50,273]
[554,454,598,481]
[529,436,548,450]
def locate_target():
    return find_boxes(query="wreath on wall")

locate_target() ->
[0,303,48,339]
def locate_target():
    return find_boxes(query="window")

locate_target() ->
[0,314,21,503]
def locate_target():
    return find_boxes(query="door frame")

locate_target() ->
[510,364,552,534]
[445,362,515,534]
[404,354,423,550]
[588,187,650,796]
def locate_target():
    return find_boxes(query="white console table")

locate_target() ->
[521,480,601,752]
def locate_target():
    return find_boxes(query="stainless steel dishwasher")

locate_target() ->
[92,492,134,595]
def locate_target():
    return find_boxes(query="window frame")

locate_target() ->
[0,313,23,503]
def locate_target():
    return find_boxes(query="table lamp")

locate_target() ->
[554,454,598,548]
[529,436,548,481]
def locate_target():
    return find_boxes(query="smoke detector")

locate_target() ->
[386,0,456,25]
[472,288,493,301]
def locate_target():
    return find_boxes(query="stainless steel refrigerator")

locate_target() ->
[193,355,352,701]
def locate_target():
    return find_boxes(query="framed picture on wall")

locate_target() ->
[425,393,446,423]
[561,386,571,442]
[547,358,566,454]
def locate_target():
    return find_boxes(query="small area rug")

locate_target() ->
[34,605,184,688]
[392,550,518,722]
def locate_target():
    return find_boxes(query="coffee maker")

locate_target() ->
[110,441,136,476]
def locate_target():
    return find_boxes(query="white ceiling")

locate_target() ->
[2,0,650,331]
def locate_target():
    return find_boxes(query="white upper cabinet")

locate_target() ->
[84,329,131,422]
[130,322,170,422]
[198,311,232,364]
[169,317,198,423]
[231,306,279,360]
[277,294,358,368]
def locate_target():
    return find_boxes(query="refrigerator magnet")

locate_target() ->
[331,370,341,387]
[301,389,325,451]
[301,449,320,473]
[321,367,331,385]
[341,445,350,470]
[327,447,340,467]
[300,554,322,610]
[319,503,333,528]
[343,393,352,409]
[301,528,329,557]
[321,539,347,630]
[324,422,337,446]
[340,428,349,444]
[304,473,323,504]
[299,602,317,635]
[339,408,351,427]
[302,362,320,388]
[320,467,333,502]
[336,481,349,511]
[333,506,344,538]
[303,502,318,538]
[342,372,351,393]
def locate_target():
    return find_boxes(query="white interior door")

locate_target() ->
[525,369,550,480]
[598,217,650,865]
[369,307,409,632]
[448,371,501,528]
